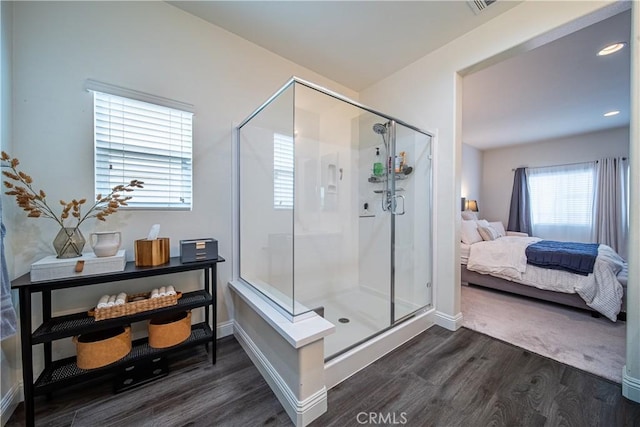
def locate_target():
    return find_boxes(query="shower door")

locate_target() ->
[391,122,432,322]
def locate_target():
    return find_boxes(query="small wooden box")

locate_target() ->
[135,238,170,267]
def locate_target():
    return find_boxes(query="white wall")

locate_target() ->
[5,0,358,407]
[359,0,621,326]
[461,143,482,209]
[481,126,629,225]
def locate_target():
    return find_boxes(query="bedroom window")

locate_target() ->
[527,162,595,242]
[273,133,294,210]
[88,81,194,210]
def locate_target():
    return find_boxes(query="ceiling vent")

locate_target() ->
[467,0,497,15]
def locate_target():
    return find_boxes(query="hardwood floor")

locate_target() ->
[7,326,640,426]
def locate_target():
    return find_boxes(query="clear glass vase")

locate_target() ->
[53,227,86,258]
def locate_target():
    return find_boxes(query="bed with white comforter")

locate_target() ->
[465,236,626,321]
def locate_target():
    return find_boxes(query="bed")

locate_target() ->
[460,220,627,322]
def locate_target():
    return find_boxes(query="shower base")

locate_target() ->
[304,286,423,359]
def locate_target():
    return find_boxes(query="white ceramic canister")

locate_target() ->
[90,231,122,257]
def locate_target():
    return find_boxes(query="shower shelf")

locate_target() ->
[368,174,408,183]
[374,188,404,193]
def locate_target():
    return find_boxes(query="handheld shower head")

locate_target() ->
[373,123,387,135]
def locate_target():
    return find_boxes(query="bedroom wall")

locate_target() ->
[461,143,482,212]
[359,0,622,327]
[481,126,629,225]
[4,0,357,408]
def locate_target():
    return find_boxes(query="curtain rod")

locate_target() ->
[512,157,627,171]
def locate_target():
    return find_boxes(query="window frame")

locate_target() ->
[87,80,194,211]
[527,161,596,242]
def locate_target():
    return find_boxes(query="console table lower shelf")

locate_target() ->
[34,322,213,395]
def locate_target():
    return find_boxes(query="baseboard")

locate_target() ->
[216,320,234,338]
[1,381,22,427]
[622,366,640,403]
[233,321,327,427]
[434,310,463,331]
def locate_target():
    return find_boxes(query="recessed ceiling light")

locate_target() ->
[604,110,620,117]
[597,42,626,56]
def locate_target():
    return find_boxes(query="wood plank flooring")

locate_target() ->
[6,326,640,426]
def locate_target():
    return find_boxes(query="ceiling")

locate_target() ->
[462,8,631,150]
[169,1,631,150]
[169,0,520,91]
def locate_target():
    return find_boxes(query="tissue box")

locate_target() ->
[30,250,126,282]
[180,238,218,263]
[134,238,170,267]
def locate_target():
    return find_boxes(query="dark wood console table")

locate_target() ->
[11,256,225,427]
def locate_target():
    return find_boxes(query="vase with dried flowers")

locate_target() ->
[1,151,144,258]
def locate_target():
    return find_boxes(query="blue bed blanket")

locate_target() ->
[525,240,599,276]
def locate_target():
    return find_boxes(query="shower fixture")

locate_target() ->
[373,122,390,155]
[372,123,387,135]
[372,121,409,215]
[373,122,394,212]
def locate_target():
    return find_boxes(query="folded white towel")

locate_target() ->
[159,286,167,297]
[115,292,127,305]
[151,288,159,298]
[107,295,116,307]
[97,295,110,309]
[166,285,176,296]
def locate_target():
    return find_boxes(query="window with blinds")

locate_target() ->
[273,133,294,209]
[92,90,193,209]
[527,162,595,242]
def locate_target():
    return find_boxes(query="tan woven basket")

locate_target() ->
[148,311,191,349]
[89,292,182,321]
[73,326,131,370]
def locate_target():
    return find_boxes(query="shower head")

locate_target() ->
[373,123,387,135]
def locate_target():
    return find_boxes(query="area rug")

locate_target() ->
[461,284,625,383]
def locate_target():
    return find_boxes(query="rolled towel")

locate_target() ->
[107,295,116,307]
[150,288,159,298]
[115,292,127,305]
[158,286,167,297]
[97,295,110,309]
[166,285,176,296]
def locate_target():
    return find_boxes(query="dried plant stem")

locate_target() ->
[1,151,144,258]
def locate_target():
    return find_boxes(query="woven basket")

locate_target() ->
[148,311,191,349]
[89,292,182,321]
[73,326,131,370]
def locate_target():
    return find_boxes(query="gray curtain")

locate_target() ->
[593,157,628,259]
[507,167,532,235]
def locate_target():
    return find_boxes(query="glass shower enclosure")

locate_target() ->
[237,77,432,359]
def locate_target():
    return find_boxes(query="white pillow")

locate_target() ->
[476,219,490,228]
[488,221,506,237]
[461,210,478,221]
[461,220,483,245]
[478,226,500,241]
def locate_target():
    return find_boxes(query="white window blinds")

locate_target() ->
[528,162,595,242]
[91,88,193,210]
[273,133,294,209]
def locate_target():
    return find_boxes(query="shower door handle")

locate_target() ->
[392,194,405,215]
